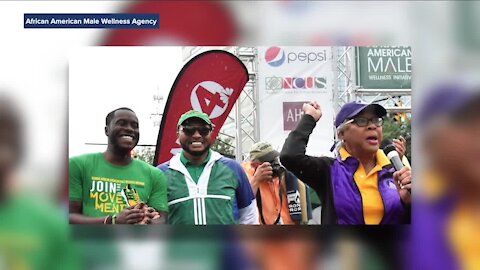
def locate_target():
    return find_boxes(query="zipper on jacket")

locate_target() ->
[378,180,387,224]
[351,177,366,225]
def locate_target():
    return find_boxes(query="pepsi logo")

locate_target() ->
[265,47,285,67]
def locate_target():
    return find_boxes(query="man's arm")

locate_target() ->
[238,202,259,225]
[145,168,169,224]
[69,201,107,224]
[69,200,145,224]
[249,162,273,195]
[231,160,259,224]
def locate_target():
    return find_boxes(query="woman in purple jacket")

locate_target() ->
[280,101,411,224]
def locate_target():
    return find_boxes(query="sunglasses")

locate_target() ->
[344,117,384,127]
[179,126,212,136]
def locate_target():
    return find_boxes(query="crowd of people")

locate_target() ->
[69,101,412,225]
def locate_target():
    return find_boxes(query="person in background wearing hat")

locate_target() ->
[158,110,259,225]
[242,142,313,225]
[70,107,168,224]
[280,101,411,224]
[413,84,480,269]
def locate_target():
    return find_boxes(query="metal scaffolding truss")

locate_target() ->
[332,46,356,114]
[227,47,258,162]
[355,89,412,113]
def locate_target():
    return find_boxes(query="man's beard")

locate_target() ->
[180,141,210,157]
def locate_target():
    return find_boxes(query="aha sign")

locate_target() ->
[283,102,306,131]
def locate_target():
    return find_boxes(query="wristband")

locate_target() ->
[112,214,117,225]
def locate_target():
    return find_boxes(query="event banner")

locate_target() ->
[356,46,412,89]
[258,46,335,156]
[153,50,248,165]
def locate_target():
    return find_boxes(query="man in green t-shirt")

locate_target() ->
[0,97,80,269]
[69,107,168,224]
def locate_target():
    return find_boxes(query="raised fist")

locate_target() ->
[302,101,322,122]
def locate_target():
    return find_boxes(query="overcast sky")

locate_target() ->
[69,46,184,157]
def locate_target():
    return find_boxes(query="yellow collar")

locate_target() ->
[339,146,391,167]
[423,170,447,201]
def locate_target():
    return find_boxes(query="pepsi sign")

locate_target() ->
[265,47,328,67]
[265,47,286,67]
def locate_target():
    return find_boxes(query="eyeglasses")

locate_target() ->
[179,126,212,136]
[344,117,384,127]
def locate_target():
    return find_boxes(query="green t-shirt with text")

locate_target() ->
[0,194,81,270]
[69,152,168,217]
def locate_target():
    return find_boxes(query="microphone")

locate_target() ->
[382,141,404,171]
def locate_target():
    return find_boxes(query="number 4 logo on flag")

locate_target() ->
[153,50,248,165]
[191,81,234,119]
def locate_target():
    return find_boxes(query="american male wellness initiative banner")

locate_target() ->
[356,46,412,89]
[258,46,335,156]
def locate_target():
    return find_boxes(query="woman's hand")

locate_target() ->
[393,166,411,206]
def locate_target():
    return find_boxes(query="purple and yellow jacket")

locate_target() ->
[280,114,410,224]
